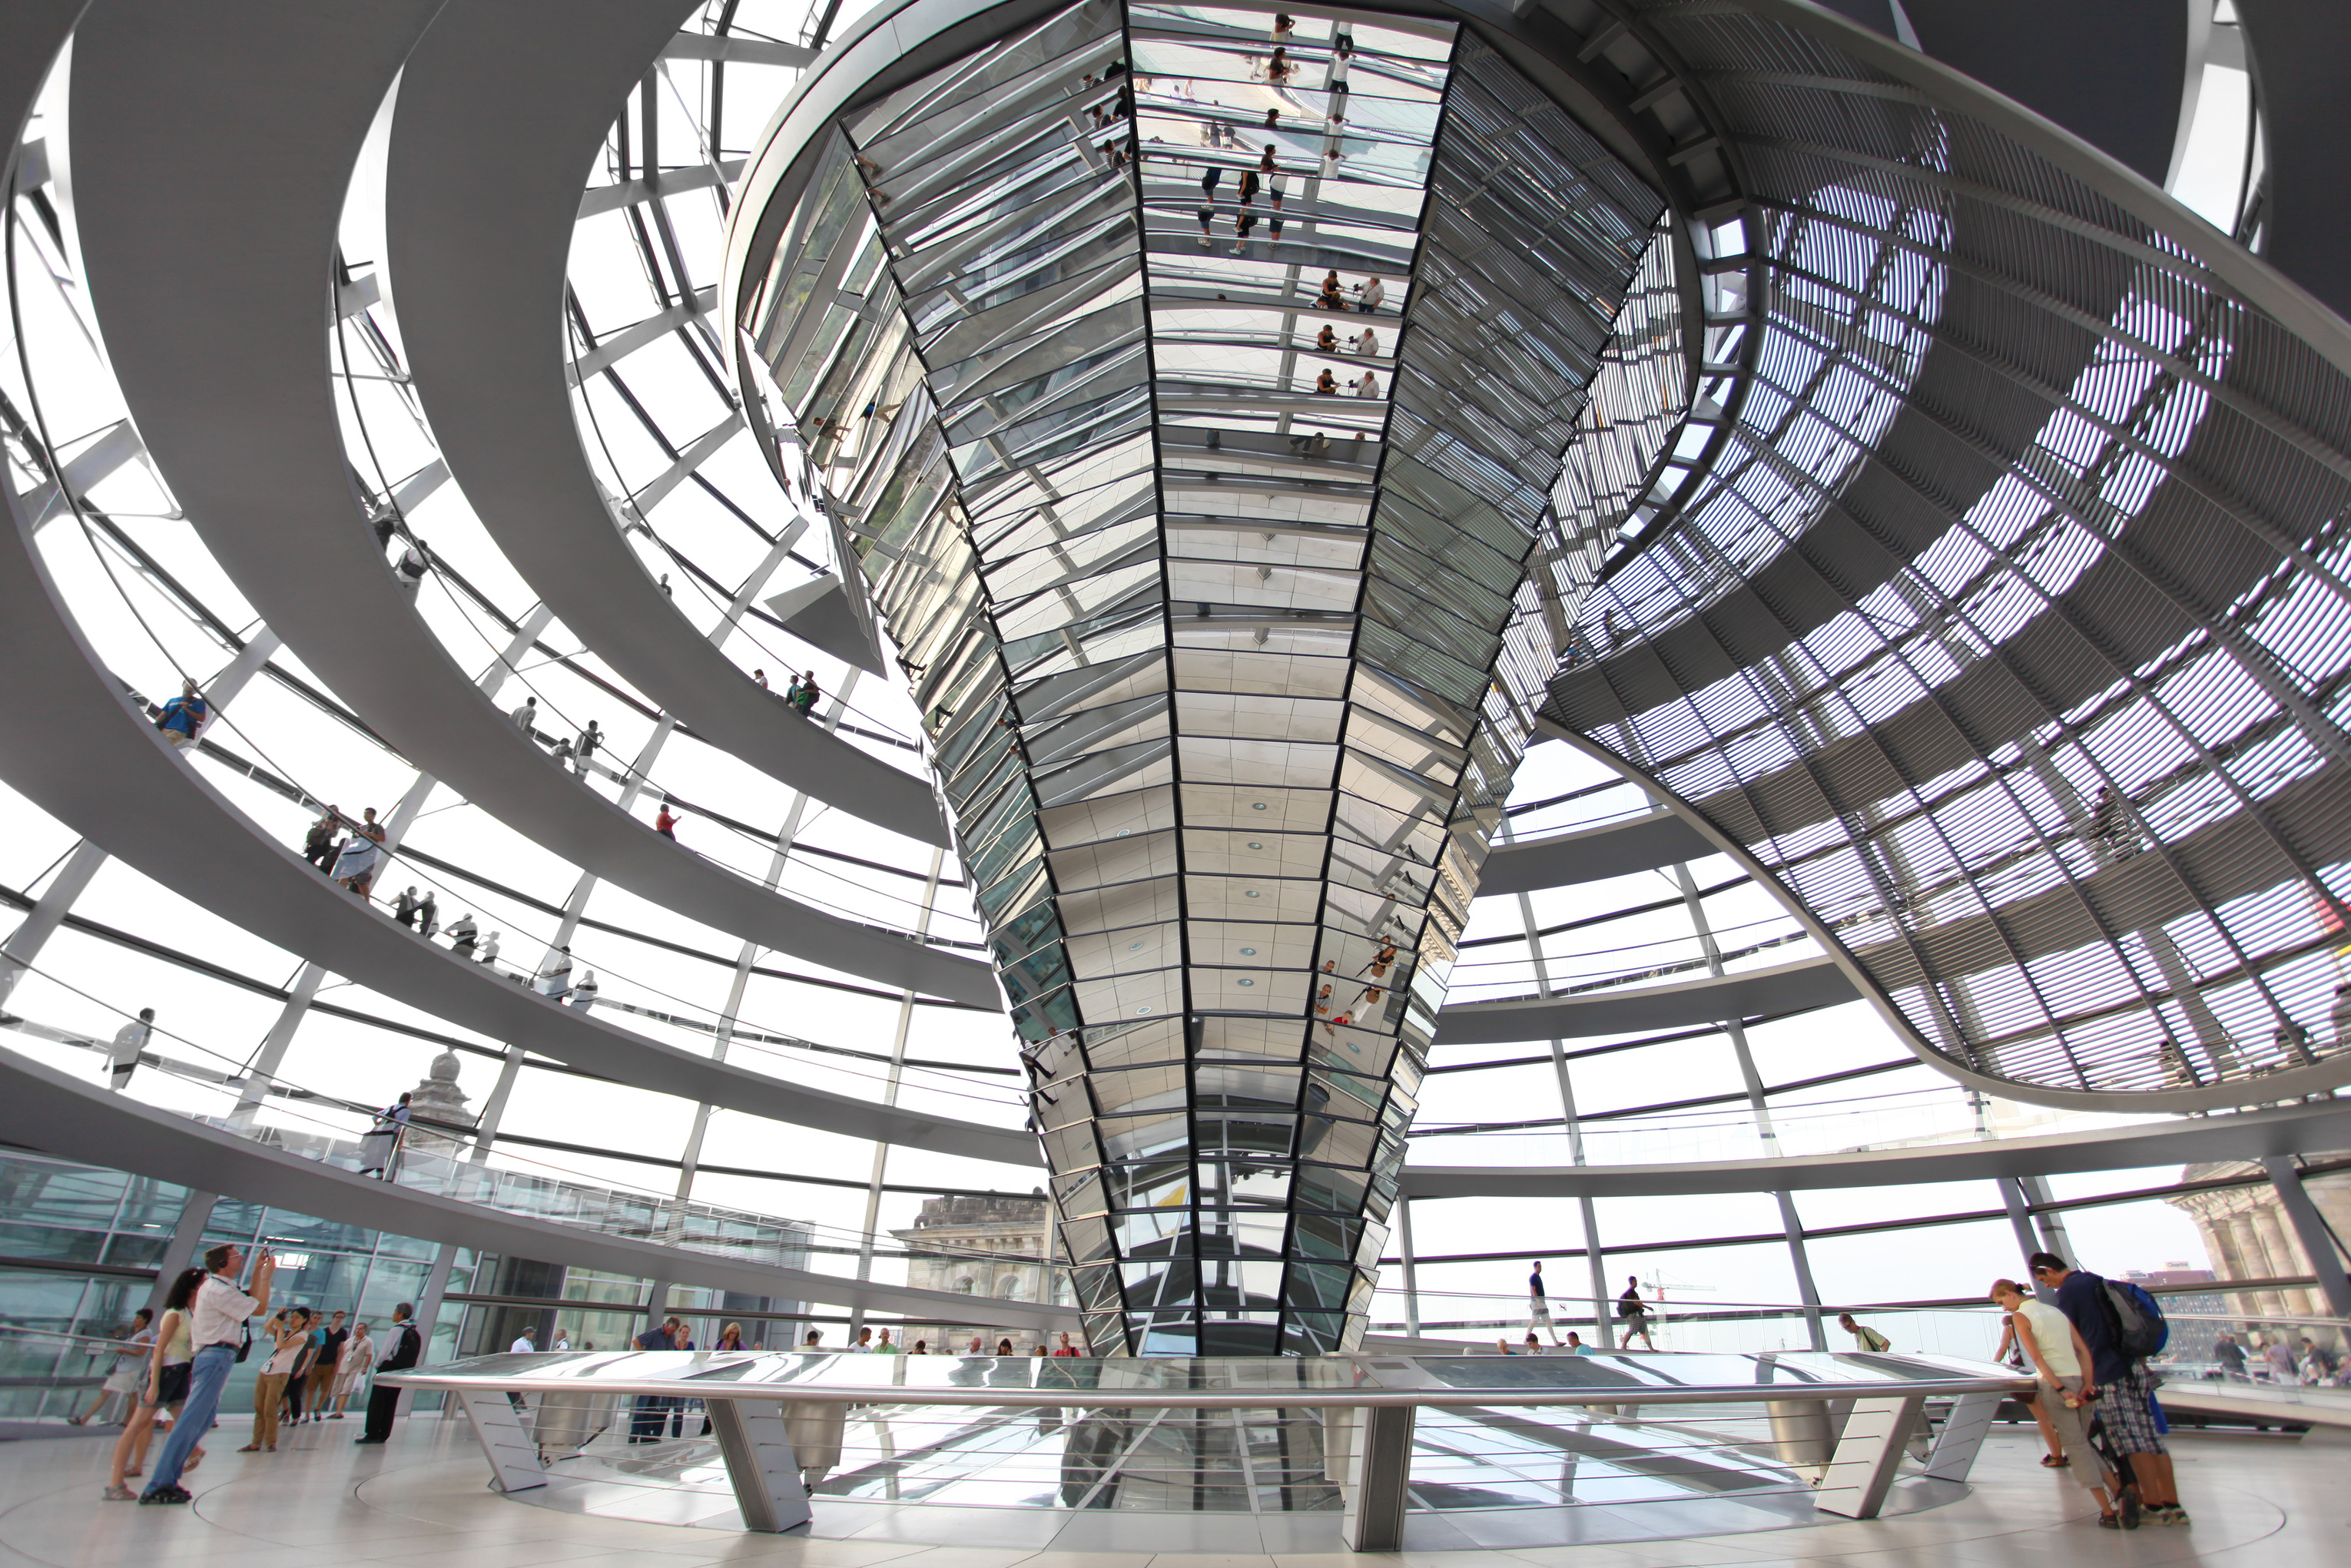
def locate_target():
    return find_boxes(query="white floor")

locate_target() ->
[0,1414,2336,1568]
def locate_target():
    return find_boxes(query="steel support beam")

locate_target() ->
[2261,1155,2351,1319]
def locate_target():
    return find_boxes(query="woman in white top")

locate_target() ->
[330,1322,374,1414]
[1989,1279,2124,1524]
[75,1310,154,1425]
[244,1311,308,1450]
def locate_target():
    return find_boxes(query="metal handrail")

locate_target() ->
[386,1354,2028,1412]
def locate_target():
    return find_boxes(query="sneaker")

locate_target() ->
[139,1487,191,1506]
[102,1485,136,1502]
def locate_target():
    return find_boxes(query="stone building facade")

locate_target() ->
[2164,1156,2349,1351]
[889,1192,1070,1354]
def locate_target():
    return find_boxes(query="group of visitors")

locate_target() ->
[1993,1253,2190,1529]
[1195,144,1293,251]
[242,1308,368,1450]
[1314,941,1400,1040]
[748,667,823,718]
[510,696,615,783]
[2210,1328,2344,1384]
[1517,1263,1661,1351]
[99,1242,421,1504]
[304,814,515,970]
[300,804,387,898]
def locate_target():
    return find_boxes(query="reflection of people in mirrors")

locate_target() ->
[1316,324,1337,352]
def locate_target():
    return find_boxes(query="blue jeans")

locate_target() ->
[144,1342,234,1495]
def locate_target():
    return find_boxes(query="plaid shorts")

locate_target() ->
[2098,1365,2167,1454]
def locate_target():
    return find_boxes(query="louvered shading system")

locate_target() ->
[1547,0,2351,1109]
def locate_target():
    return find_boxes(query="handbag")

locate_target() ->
[154,1361,192,1406]
[234,1321,253,1363]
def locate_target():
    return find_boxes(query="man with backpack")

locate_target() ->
[2031,1252,2189,1525]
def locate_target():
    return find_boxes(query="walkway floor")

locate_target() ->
[0,1415,2331,1566]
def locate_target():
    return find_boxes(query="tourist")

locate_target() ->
[874,1328,900,1354]
[73,1309,154,1427]
[392,887,422,928]
[1565,1331,1595,1355]
[1527,1261,1559,1344]
[1994,1303,2069,1467]
[655,804,679,840]
[569,971,599,1012]
[358,1094,410,1178]
[445,913,478,958]
[2212,1330,2247,1380]
[104,1270,202,1500]
[1617,1277,1656,1350]
[329,1321,373,1417]
[140,1242,276,1502]
[1839,1312,1890,1352]
[1989,1279,2127,1525]
[302,807,340,870]
[1053,1332,1082,1357]
[107,1009,153,1092]
[996,1338,1015,1356]
[244,1309,307,1450]
[330,807,385,899]
[353,1303,421,1444]
[153,678,209,749]
[509,694,537,731]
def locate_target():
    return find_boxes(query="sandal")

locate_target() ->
[2099,1513,2121,1530]
[2041,1454,2070,1467]
[237,1444,261,1453]
[103,1485,137,1502]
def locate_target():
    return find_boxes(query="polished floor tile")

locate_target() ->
[0,1417,2335,1568]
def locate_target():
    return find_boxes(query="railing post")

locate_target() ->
[708,1397,814,1531]
[453,1387,548,1493]
[1814,1394,1925,1519]
[1920,1390,2002,1481]
[1337,1402,1416,1552]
